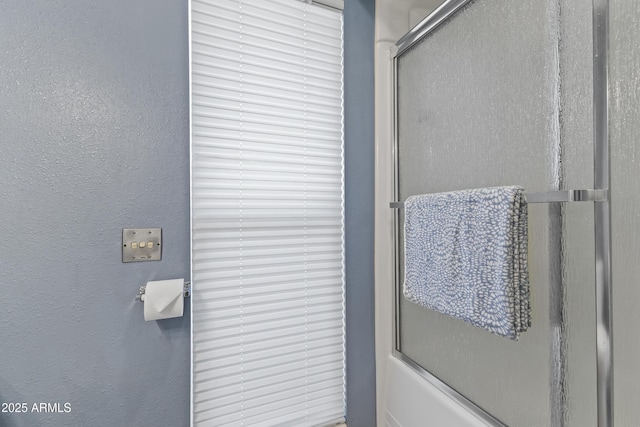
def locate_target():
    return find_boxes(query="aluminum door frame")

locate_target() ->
[391,0,613,425]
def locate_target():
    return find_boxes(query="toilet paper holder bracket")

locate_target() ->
[135,281,191,302]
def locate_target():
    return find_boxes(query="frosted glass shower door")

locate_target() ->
[394,1,598,426]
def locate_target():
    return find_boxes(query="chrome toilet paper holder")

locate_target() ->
[135,281,191,302]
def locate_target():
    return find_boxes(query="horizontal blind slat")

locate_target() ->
[193,336,344,372]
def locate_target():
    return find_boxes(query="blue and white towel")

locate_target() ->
[403,186,530,339]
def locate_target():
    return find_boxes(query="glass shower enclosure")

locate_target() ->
[391,0,616,425]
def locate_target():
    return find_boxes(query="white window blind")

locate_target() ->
[190,0,345,426]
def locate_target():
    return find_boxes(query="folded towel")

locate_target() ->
[403,186,530,339]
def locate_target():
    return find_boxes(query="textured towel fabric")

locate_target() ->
[403,186,530,339]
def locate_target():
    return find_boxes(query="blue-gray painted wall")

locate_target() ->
[0,1,190,426]
[0,0,375,425]
[344,0,377,426]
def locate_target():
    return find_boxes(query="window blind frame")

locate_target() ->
[189,1,346,425]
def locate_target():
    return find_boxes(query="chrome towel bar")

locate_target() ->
[390,189,608,209]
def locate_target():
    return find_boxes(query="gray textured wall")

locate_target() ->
[344,0,377,425]
[0,1,190,426]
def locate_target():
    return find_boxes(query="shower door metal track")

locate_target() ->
[391,0,613,426]
[592,0,613,425]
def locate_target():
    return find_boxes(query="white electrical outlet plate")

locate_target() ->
[122,228,162,262]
